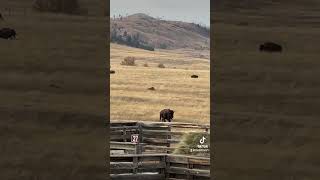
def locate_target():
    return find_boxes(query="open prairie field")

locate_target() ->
[0,1,106,179]
[110,43,210,124]
[213,1,320,179]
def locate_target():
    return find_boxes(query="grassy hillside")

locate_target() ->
[213,1,320,179]
[110,43,210,124]
[0,3,106,180]
[111,13,210,50]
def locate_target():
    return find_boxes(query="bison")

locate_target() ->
[0,28,16,40]
[0,13,3,20]
[147,87,155,91]
[191,75,198,78]
[49,84,61,89]
[259,42,282,53]
[160,109,174,122]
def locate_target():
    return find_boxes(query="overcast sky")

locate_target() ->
[110,0,210,27]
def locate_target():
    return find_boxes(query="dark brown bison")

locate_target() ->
[259,42,282,52]
[147,87,155,91]
[0,28,16,39]
[191,75,198,78]
[49,84,61,89]
[160,109,174,122]
[0,13,3,20]
[110,70,115,74]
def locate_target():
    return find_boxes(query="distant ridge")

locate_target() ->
[110,13,210,50]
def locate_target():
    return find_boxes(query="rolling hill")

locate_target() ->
[110,13,210,50]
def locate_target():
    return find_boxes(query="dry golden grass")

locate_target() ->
[110,43,210,124]
[0,3,106,179]
[213,1,320,179]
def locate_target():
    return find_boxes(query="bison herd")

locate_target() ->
[155,42,283,123]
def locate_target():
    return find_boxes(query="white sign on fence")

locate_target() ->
[131,134,139,143]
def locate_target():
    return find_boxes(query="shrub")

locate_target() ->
[110,31,155,51]
[121,56,136,66]
[33,0,81,14]
[159,43,168,49]
[138,43,155,51]
[158,63,165,68]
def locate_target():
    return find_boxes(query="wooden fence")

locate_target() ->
[110,153,210,180]
[110,141,145,154]
[110,120,210,154]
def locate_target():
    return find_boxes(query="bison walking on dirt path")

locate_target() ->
[160,109,174,122]
[259,42,282,53]
[0,28,17,39]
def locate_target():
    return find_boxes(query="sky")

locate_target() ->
[110,0,210,27]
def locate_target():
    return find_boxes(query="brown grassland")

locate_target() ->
[213,1,320,179]
[0,1,106,179]
[110,43,210,124]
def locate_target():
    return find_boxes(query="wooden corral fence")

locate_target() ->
[110,120,210,154]
[110,153,210,180]
[110,141,146,154]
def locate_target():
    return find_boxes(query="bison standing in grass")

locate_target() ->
[259,42,282,53]
[0,13,3,20]
[0,28,17,39]
[160,109,174,122]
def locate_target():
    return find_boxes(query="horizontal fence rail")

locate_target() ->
[110,154,210,180]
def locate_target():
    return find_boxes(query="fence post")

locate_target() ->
[138,122,143,144]
[135,144,139,154]
[167,124,171,153]
[132,156,138,174]
[123,127,127,142]
[165,155,170,179]
[135,143,142,154]
[187,157,194,180]
[160,155,166,177]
